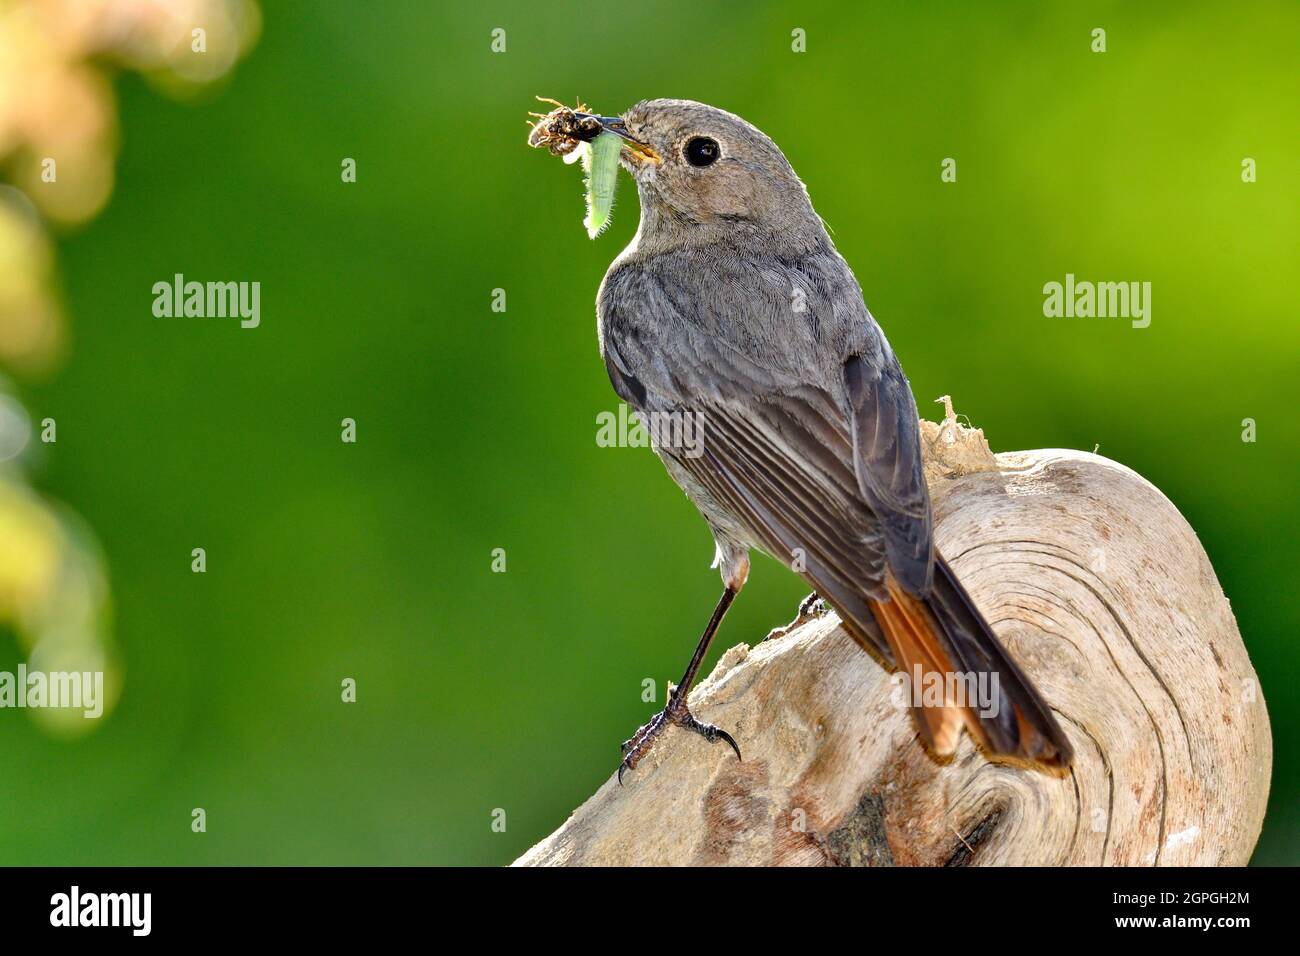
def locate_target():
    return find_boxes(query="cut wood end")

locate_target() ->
[517,412,1272,867]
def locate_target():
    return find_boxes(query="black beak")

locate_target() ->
[574,114,661,165]
[575,114,641,145]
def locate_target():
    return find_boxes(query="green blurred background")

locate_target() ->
[0,0,1295,865]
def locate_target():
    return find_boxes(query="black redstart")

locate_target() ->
[531,99,1073,783]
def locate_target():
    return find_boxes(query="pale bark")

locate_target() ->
[516,402,1272,866]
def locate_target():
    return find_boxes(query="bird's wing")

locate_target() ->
[599,244,1078,767]
[598,244,935,638]
[842,350,934,593]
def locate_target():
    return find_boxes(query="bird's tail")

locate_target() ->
[826,554,1073,768]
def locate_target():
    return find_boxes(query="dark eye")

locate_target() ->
[684,136,719,167]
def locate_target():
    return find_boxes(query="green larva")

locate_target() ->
[581,131,622,239]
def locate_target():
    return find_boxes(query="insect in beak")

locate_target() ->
[581,114,662,166]
[527,99,661,166]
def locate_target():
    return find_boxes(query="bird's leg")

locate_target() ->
[618,585,742,784]
[764,591,829,641]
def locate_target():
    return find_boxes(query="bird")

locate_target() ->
[568,99,1074,782]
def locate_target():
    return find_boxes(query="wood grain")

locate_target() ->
[516,409,1272,866]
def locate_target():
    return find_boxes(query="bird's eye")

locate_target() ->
[684,136,720,167]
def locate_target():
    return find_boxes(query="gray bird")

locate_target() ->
[540,99,1073,781]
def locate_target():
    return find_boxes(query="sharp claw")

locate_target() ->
[716,727,743,762]
[798,591,823,617]
[614,702,741,785]
[766,592,827,641]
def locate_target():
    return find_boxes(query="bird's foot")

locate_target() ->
[617,687,741,784]
[764,591,829,641]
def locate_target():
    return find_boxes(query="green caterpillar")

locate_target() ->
[579,131,622,239]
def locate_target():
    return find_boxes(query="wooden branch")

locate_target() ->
[516,402,1273,866]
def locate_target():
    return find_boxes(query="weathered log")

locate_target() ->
[516,401,1272,866]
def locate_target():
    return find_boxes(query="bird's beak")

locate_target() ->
[579,114,661,166]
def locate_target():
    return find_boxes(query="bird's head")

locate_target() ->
[606,99,821,247]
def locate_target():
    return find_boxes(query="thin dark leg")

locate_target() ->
[618,586,741,784]
[675,586,735,692]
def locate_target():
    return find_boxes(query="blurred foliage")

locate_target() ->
[0,0,1294,865]
[0,1,257,737]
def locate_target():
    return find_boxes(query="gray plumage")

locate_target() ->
[598,101,928,612]
[591,99,1071,767]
